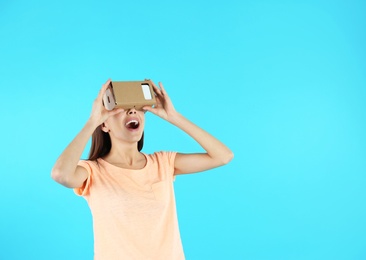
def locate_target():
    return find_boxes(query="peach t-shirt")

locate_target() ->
[74,151,185,260]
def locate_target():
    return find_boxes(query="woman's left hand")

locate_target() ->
[143,81,178,122]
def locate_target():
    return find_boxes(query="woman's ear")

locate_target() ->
[101,122,110,133]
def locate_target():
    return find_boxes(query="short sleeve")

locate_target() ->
[73,160,93,197]
[153,151,177,180]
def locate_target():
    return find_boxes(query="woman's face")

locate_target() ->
[103,108,145,145]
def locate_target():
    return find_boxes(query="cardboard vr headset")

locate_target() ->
[103,80,156,110]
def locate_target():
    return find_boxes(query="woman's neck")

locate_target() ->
[102,141,146,169]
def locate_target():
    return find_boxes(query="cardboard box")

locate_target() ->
[103,80,156,110]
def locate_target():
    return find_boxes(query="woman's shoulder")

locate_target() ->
[146,150,176,157]
[78,159,102,172]
[145,151,177,164]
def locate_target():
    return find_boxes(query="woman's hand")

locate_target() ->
[143,81,178,122]
[89,79,124,126]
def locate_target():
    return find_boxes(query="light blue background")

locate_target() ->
[1,0,365,259]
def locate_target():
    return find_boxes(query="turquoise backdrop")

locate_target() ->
[1,0,365,259]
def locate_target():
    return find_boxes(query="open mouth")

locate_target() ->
[125,119,140,130]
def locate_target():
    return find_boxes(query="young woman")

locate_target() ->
[51,79,234,259]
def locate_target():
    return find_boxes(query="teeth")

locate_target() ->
[125,120,139,126]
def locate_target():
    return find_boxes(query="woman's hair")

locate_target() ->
[88,125,144,160]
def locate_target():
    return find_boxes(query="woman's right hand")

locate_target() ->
[89,79,124,126]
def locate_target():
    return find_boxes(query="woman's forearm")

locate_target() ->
[168,112,234,165]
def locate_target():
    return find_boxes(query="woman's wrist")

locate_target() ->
[86,117,101,131]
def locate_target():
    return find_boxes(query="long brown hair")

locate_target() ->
[88,125,144,160]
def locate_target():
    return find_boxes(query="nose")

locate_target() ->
[128,108,137,115]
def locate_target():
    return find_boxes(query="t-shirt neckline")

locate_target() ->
[97,153,149,172]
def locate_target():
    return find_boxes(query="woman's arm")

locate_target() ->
[51,120,96,188]
[143,81,234,175]
[51,79,124,187]
[170,112,234,175]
